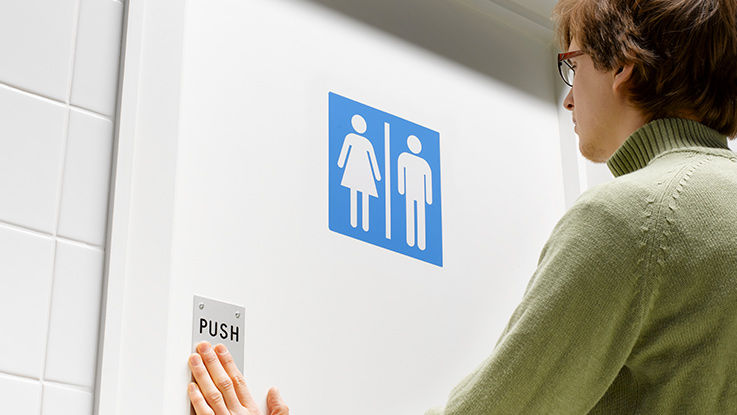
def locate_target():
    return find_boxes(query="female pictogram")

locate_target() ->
[337,114,382,231]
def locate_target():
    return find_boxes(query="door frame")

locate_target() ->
[94,0,187,413]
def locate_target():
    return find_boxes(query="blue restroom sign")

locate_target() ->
[328,91,443,266]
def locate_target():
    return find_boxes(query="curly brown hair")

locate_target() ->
[552,0,737,139]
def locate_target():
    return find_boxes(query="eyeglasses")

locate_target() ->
[558,50,585,87]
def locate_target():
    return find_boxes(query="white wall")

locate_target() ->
[0,0,124,413]
[160,1,569,414]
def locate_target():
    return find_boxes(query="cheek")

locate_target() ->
[572,88,586,118]
[573,80,599,119]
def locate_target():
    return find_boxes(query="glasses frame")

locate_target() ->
[558,50,585,87]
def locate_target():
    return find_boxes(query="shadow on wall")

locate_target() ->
[304,0,556,104]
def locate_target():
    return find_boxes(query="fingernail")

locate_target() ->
[197,342,211,353]
[189,354,201,365]
[215,344,227,354]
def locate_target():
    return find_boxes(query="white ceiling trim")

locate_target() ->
[457,0,554,46]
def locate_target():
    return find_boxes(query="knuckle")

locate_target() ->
[194,365,210,378]
[219,352,234,365]
[202,352,219,364]
[232,374,247,389]
[216,377,234,392]
[206,390,224,405]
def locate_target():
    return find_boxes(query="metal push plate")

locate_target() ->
[192,295,245,372]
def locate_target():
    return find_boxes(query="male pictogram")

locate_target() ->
[398,135,432,250]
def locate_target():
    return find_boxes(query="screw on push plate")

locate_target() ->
[235,311,241,318]
[198,303,204,310]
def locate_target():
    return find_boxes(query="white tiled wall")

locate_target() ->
[0,0,124,413]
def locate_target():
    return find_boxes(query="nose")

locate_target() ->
[563,88,574,111]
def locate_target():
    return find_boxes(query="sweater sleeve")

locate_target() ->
[426,194,651,414]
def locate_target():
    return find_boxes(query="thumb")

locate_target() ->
[267,387,289,415]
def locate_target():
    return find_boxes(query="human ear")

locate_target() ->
[612,63,635,96]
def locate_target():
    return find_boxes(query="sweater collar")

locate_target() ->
[606,117,729,177]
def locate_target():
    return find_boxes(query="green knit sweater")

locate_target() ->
[426,118,737,414]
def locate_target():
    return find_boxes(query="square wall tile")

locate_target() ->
[0,0,78,101]
[44,241,104,387]
[0,226,55,378]
[70,0,124,116]
[57,109,114,246]
[0,86,68,233]
[42,383,93,415]
[0,374,42,414]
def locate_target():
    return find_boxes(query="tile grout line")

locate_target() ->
[0,81,112,121]
[0,371,94,393]
[0,220,104,252]
[42,379,95,394]
[39,0,84,411]
[36,111,68,414]
[0,370,40,383]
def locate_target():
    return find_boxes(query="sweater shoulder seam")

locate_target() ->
[636,155,714,324]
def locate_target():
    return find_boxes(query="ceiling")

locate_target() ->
[489,0,557,31]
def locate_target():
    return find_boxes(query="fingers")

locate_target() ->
[189,352,231,414]
[188,382,214,415]
[189,341,280,415]
[214,343,259,410]
[195,341,244,411]
[267,387,290,415]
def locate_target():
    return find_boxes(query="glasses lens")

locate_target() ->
[561,61,574,86]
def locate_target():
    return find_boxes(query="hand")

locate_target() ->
[188,341,289,415]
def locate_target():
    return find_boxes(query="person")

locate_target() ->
[187,0,737,413]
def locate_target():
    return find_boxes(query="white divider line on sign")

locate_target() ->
[385,122,391,239]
